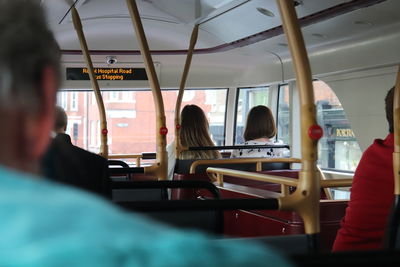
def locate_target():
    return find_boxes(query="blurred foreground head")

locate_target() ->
[0,0,60,172]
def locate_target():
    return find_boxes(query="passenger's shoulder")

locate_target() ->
[72,145,106,162]
[0,166,292,267]
[0,166,169,235]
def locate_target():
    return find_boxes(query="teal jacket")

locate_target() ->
[0,165,292,267]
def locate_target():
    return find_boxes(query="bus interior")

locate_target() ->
[39,0,400,264]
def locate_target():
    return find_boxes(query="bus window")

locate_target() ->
[314,80,362,171]
[56,88,227,157]
[234,86,270,144]
[181,89,227,146]
[57,91,68,110]
[277,84,290,146]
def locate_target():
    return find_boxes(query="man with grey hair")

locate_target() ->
[0,0,291,266]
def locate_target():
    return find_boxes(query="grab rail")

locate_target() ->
[108,154,142,167]
[386,66,400,248]
[175,25,199,157]
[206,167,353,188]
[206,168,351,194]
[188,144,290,151]
[190,158,301,174]
[125,0,168,180]
[277,0,322,248]
[71,7,109,157]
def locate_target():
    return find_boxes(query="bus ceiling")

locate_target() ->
[39,0,394,55]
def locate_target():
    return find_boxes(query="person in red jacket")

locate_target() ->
[332,87,395,251]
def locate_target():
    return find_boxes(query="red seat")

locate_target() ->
[173,170,348,251]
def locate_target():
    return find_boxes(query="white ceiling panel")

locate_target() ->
[43,0,400,55]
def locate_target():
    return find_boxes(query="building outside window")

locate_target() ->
[71,92,78,111]
[57,91,68,110]
[314,80,362,171]
[109,91,119,101]
[58,89,227,155]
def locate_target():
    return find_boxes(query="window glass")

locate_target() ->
[234,87,269,144]
[90,120,96,147]
[56,89,227,155]
[57,92,68,110]
[314,80,362,171]
[109,91,119,102]
[277,84,290,145]
[70,92,78,111]
[180,89,227,146]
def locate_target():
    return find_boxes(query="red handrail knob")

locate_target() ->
[160,127,168,135]
[176,124,181,130]
[101,129,108,136]
[308,125,323,140]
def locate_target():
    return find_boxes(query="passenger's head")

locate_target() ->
[0,0,60,171]
[385,86,394,133]
[179,104,220,159]
[243,105,276,141]
[54,106,68,134]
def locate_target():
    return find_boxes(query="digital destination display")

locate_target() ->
[66,67,148,81]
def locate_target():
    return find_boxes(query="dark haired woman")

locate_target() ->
[231,105,289,158]
[167,105,221,179]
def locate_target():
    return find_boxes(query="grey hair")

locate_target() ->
[0,0,60,111]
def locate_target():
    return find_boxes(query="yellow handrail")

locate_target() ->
[317,165,334,200]
[206,168,351,194]
[190,157,301,174]
[108,154,142,167]
[71,7,108,157]
[108,154,142,159]
[175,25,199,157]
[125,0,167,180]
[207,167,298,187]
[276,0,321,235]
[393,66,400,195]
[192,157,335,199]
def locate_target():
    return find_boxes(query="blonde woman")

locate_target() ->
[231,105,289,158]
[167,105,221,179]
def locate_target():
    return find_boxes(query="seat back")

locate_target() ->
[113,180,223,234]
[175,159,290,174]
[108,166,146,181]
[108,160,130,168]
[108,160,132,181]
[111,180,167,202]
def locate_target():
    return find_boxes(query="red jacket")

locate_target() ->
[332,133,394,251]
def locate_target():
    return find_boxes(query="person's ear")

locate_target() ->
[29,66,57,160]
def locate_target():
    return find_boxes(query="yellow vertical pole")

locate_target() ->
[125,0,167,180]
[276,0,322,236]
[71,7,108,157]
[393,67,400,195]
[386,66,400,249]
[175,25,199,157]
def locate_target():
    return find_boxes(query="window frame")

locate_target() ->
[182,87,229,146]
[109,91,120,102]
[57,91,68,110]
[233,86,271,145]
[312,79,361,173]
[276,83,290,145]
[70,92,78,111]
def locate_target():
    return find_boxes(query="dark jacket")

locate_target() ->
[42,133,110,198]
